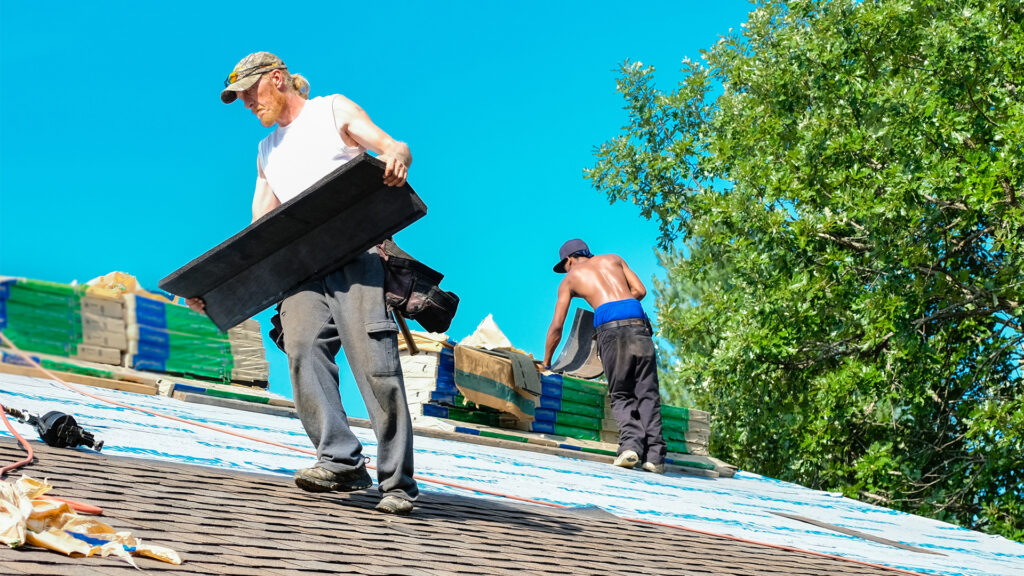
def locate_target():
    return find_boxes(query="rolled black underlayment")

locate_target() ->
[550,308,604,379]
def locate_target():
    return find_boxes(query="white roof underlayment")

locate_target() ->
[1,373,1022,576]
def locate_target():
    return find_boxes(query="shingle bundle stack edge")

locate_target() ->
[124,293,269,386]
[0,278,125,366]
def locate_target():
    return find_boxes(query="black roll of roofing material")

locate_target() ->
[159,154,428,331]
[550,308,604,378]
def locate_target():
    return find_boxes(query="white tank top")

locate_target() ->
[258,95,365,203]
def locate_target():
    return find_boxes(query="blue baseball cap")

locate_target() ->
[553,239,590,273]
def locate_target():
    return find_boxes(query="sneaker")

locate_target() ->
[294,465,373,493]
[642,461,666,474]
[375,494,414,515]
[613,450,640,469]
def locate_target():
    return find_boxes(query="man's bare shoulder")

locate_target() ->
[591,253,628,268]
[331,93,363,113]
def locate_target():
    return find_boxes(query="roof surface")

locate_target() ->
[0,438,899,576]
[2,372,1023,576]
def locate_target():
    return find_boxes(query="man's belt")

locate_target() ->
[595,318,648,334]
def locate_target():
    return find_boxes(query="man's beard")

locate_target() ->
[258,95,285,127]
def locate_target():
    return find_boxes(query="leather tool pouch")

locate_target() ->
[376,238,460,333]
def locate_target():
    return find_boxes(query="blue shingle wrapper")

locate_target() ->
[531,421,555,434]
[538,396,563,411]
[422,403,449,418]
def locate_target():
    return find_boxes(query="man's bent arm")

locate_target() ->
[621,257,647,301]
[543,281,573,367]
[332,95,411,186]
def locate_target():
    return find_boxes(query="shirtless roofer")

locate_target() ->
[543,239,667,473]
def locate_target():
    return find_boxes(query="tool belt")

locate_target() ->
[595,317,650,334]
[376,238,460,333]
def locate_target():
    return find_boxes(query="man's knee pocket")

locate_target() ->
[366,320,401,377]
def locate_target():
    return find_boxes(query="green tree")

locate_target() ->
[588,0,1024,540]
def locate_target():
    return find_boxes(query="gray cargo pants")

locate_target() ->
[277,248,418,500]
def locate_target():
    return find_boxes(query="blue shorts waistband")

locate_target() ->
[593,298,645,327]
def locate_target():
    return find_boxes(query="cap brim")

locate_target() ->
[220,74,262,104]
[553,259,568,273]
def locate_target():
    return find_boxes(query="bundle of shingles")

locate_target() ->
[123,293,269,386]
[0,276,269,388]
[530,373,607,441]
[600,401,712,457]
[0,278,126,367]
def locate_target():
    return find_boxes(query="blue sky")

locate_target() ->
[0,1,753,417]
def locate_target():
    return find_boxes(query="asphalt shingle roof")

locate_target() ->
[0,438,902,576]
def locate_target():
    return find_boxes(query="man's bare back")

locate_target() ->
[543,252,647,366]
[563,254,646,310]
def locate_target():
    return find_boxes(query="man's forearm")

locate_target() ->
[543,329,561,366]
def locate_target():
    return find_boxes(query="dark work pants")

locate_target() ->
[596,323,666,465]
[278,248,418,500]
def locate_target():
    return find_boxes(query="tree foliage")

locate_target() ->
[587,0,1024,540]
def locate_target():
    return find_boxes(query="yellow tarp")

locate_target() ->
[0,475,181,566]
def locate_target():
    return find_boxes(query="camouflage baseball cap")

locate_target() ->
[220,52,287,104]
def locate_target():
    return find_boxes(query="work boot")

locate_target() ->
[642,461,666,474]
[375,494,414,515]
[613,450,639,469]
[294,465,373,493]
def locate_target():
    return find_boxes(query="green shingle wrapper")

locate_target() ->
[443,406,501,427]
[4,301,82,327]
[557,399,605,419]
[165,352,233,370]
[3,326,82,346]
[165,317,226,339]
[558,387,605,407]
[164,306,226,337]
[661,405,691,421]
[3,313,84,336]
[660,415,690,432]
[168,339,232,356]
[39,359,114,380]
[13,279,85,297]
[204,387,270,404]
[552,411,602,430]
[479,430,529,443]
[559,375,607,397]
[666,440,691,454]
[2,333,77,357]
[580,446,618,457]
[550,423,601,442]
[7,286,81,309]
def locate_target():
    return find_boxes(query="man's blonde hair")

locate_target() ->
[280,71,310,100]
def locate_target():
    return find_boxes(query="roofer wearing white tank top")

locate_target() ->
[188,51,418,515]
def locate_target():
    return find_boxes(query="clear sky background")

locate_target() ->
[1,1,753,418]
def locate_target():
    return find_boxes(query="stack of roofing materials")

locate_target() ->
[397,330,477,420]
[530,373,607,442]
[399,335,513,427]
[0,278,126,366]
[423,350,512,428]
[600,400,712,456]
[123,293,269,386]
[401,342,454,411]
